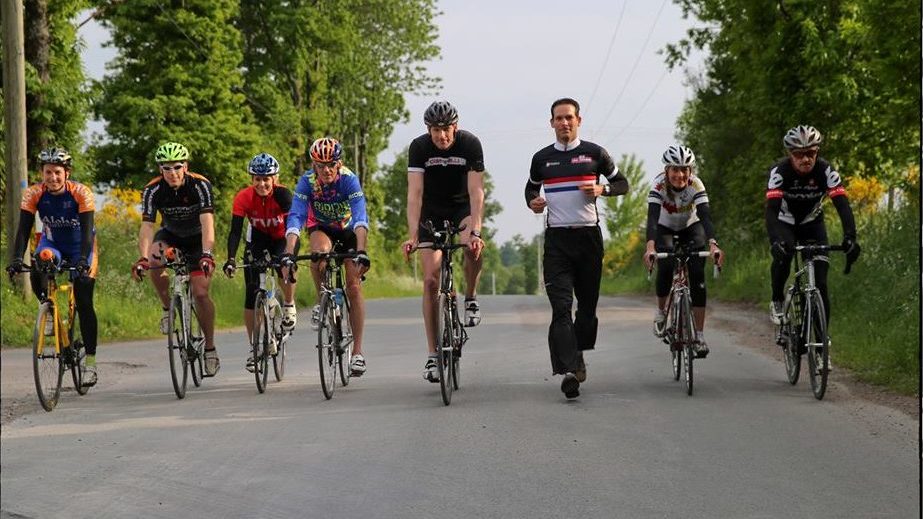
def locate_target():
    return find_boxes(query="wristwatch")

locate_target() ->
[603,184,612,196]
[471,230,482,239]
[708,239,718,246]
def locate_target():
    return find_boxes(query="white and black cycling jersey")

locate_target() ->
[647,173,709,231]
[766,157,845,225]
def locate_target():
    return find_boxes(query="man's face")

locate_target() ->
[789,147,818,174]
[551,104,581,143]
[313,160,340,185]
[665,165,692,190]
[428,124,457,150]
[159,161,187,188]
[251,175,275,196]
[41,164,68,193]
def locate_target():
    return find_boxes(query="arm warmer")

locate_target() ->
[79,212,94,259]
[765,198,785,244]
[645,203,661,242]
[831,195,857,239]
[524,179,541,206]
[226,214,245,261]
[12,210,36,260]
[694,203,716,241]
[606,170,630,196]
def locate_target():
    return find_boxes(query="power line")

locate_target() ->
[605,67,669,147]
[592,0,668,138]
[584,0,628,115]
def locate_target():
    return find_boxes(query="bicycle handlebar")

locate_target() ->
[646,250,722,281]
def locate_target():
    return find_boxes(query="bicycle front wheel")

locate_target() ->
[806,296,830,400]
[782,293,802,385]
[317,293,337,399]
[338,295,352,386]
[167,295,189,399]
[252,293,270,393]
[451,310,462,391]
[272,307,286,382]
[33,304,64,411]
[69,305,88,395]
[189,304,205,387]
[668,295,681,381]
[437,293,454,405]
[681,295,695,396]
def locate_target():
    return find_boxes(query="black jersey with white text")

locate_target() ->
[766,157,846,226]
[528,139,621,227]
[141,172,215,238]
[408,129,485,207]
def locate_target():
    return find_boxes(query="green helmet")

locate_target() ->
[155,142,190,163]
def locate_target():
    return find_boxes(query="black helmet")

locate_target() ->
[423,101,459,127]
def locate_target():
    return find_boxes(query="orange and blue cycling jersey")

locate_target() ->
[19,180,98,277]
[286,166,369,234]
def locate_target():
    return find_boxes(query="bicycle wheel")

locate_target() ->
[252,293,270,393]
[167,295,189,399]
[806,296,830,400]
[338,295,352,386]
[436,293,454,405]
[782,293,802,385]
[33,303,64,411]
[272,306,286,382]
[668,295,681,381]
[189,304,204,386]
[451,306,462,391]
[681,295,695,396]
[317,293,337,399]
[68,305,88,395]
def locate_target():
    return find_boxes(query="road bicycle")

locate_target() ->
[292,247,358,400]
[10,255,90,411]
[415,220,469,406]
[649,241,718,396]
[240,250,290,393]
[158,247,210,399]
[775,243,846,400]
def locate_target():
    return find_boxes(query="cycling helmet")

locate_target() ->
[783,125,823,150]
[248,152,280,176]
[38,147,73,169]
[661,145,696,167]
[155,142,190,163]
[309,137,342,163]
[423,101,459,127]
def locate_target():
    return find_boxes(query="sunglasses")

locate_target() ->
[313,161,337,170]
[791,149,818,159]
[159,164,185,172]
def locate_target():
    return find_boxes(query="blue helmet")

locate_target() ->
[248,153,280,176]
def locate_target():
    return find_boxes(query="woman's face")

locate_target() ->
[666,165,691,190]
[251,175,275,196]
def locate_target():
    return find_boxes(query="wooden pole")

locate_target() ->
[2,0,32,296]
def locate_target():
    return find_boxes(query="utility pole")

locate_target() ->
[2,0,31,296]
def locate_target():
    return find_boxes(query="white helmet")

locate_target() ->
[783,125,823,149]
[662,145,696,167]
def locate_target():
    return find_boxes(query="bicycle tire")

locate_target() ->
[437,293,454,405]
[252,292,270,393]
[338,294,352,387]
[33,304,64,412]
[681,295,695,396]
[68,304,88,395]
[317,293,337,399]
[451,303,461,390]
[782,292,802,385]
[167,295,189,399]
[272,306,286,382]
[668,294,681,380]
[806,296,830,400]
[189,304,204,387]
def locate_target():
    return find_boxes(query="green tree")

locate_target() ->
[603,153,649,242]
[92,1,260,202]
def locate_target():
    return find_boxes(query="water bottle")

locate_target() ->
[334,288,344,306]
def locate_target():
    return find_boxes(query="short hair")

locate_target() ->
[550,98,580,117]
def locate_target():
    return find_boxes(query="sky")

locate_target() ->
[79,0,704,244]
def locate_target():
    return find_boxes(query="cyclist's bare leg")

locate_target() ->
[190,275,215,349]
[459,215,483,298]
[279,275,296,305]
[657,296,668,312]
[309,231,333,305]
[344,260,365,355]
[420,249,442,354]
[243,308,254,339]
[148,241,171,309]
[693,306,705,332]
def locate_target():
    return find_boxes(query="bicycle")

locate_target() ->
[648,240,718,396]
[415,220,469,406]
[240,250,290,393]
[291,247,358,400]
[775,243,847,400]
[9,254,90,412]
[157,247,209,399]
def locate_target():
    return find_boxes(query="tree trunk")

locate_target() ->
[24,0,51,171]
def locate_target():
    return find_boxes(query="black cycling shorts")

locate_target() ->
[153,228,204,273]
[308,226,358,253]
[418,203,470,244]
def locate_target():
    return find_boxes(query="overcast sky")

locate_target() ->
[80,0,703,244]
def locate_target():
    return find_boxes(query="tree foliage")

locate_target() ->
[665,0,920,239]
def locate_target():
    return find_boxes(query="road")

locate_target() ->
[1,295,918,518]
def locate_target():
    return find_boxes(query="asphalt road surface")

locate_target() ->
[1,295,918,518]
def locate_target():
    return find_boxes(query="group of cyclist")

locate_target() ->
[7,97,860,400]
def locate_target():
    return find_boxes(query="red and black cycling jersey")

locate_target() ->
[227,185,292,261]
[408,129,485,208]
[141,172,215,238]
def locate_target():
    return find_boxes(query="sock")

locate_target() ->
[86,354,96,368]
[695,331,704,342]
